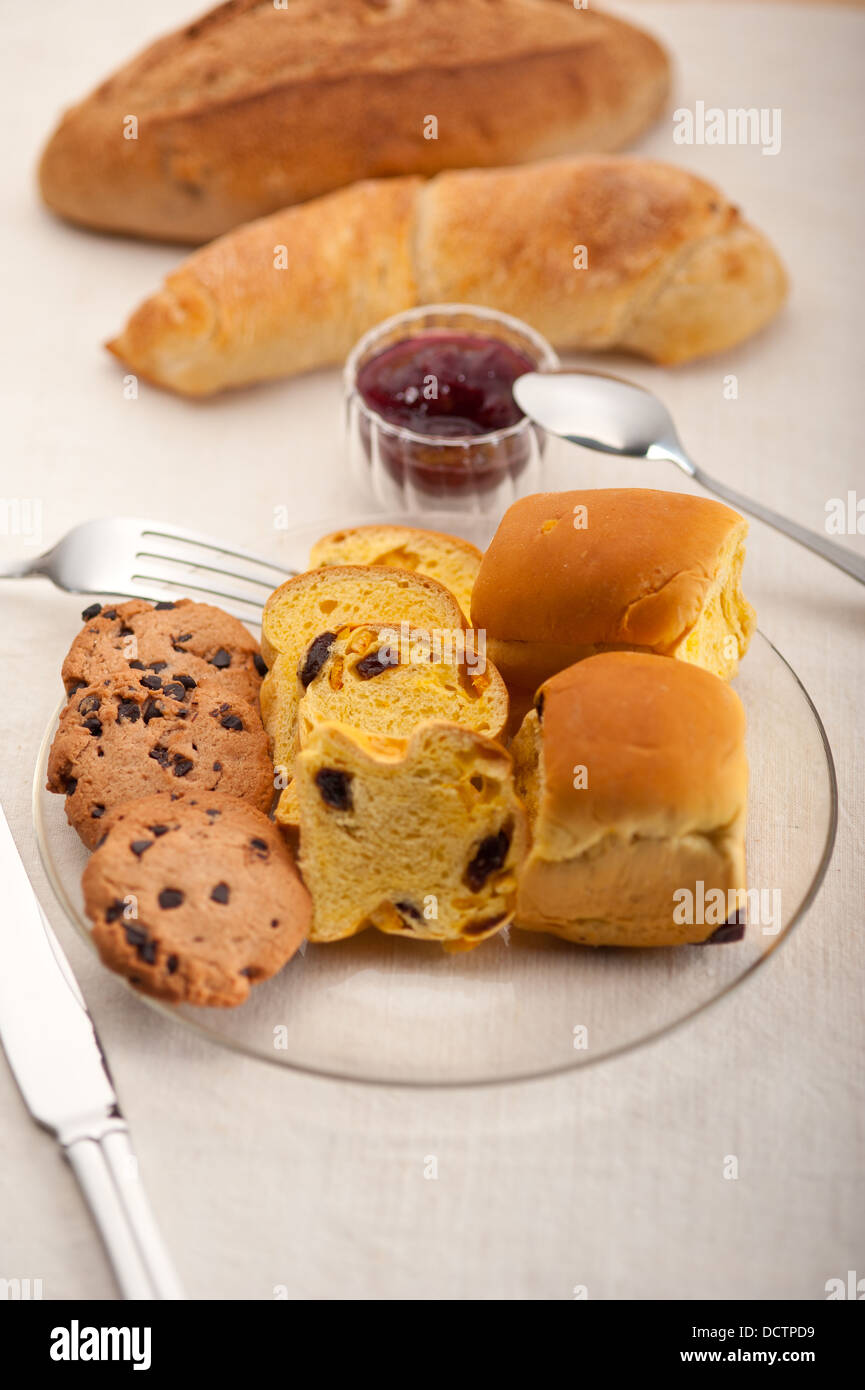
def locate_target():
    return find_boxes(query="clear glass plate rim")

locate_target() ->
[31,626,839,1091]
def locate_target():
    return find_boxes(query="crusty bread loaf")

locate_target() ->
[512,653,748,947]
[471,488,756,691]
[39,1,670,244]
[260,565,467,824]
[106,157,788,395]
[309,525,482,622]
[296,720,527,949]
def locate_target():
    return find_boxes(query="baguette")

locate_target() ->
[107,157,788,395]
[39,0,670,244]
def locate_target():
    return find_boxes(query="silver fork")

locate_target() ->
[0,517,296,625]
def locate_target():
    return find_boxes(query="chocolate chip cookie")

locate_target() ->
[62,599,266,707]
[82,793,311,1006]
[47,674,274,847]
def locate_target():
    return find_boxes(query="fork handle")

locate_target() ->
[690,466,865,586]
[65,1129,185,1300]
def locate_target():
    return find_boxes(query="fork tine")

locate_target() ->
[139,525,294,579]
[131,570,267,613]
[135,549,277,593]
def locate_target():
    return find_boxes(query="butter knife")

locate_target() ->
[0,801,184,1300]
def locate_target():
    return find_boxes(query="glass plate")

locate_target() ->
[32,514,838,1087]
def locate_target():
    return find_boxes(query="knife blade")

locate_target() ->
[0,799,184,1298]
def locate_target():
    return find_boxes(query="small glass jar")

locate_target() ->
[344,304,560,514]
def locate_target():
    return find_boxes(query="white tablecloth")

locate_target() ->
[0,0,862,1299]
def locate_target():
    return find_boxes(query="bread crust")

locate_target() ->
[39,0,670,243]
[513,652,748,946]
[471,488,756,689]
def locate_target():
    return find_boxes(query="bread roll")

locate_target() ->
[39,1,670,243]
[259,564,467,824]
[512,653,748,947]
[471,488,756,691]
[106,157,788,395]
[296,720,527,949]
[309,525,482,622]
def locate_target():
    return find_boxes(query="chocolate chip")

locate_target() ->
[149,744,170,767]
[77,693,101,715]
[131,839,154,857]
[123,923,157,967]
[65,681,86,698]
[250,837,269,856]
[355,647,398,680]
[142,699,163,724]
[102,609,118,621]
[270,919,279,928]
[206,808,221,817]
[315,768,353,811]
[64,777,78,796]
[465,830,510,892]
[253,653,267,677]
[162,682,186,701]
[172,633,193,647]
[220,714,243,731]
[105,900,125,922]
[148,661,168,673]
[140,674,163,691]
[395,900,422,922]
[120,625,135,637]
[82,716,103,737]
[177,674,196,689]
[91,805,105,819]
[172,757,194,777]
[158,889,184,909]
[149,824,170,837]
[81,603,102,621]
[166,954,179,974]
[128,660,146,670]
[117,700,140,723]
[210,648,231,669]
[299,632,337,687]
[154,601,176,610]
[212,761,222,772]
[210,882,230,904]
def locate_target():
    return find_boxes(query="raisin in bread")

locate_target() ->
[308,526,482,621]
[296,720,527,949]
[275,622,509,827]
[260,566,467,824]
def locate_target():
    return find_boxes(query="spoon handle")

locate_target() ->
[688,465,865,586]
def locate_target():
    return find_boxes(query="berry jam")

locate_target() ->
[356,333,535,437]
[355,332,540,496]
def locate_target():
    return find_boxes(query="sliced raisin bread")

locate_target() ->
[296,720,527,949]
[275,622,509,827]
[308,526,482,621]
[260,566,467,824]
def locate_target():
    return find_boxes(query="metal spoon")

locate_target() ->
[513,370,865,586]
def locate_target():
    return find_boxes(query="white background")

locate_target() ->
[0,1,862,1299]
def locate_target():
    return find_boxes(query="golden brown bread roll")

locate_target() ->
[106,157,788,395]
[512,653,748,947]
[470,488,756,691]
[39,0,670,244]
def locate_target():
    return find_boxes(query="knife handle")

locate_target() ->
[65,1129,185,1300]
